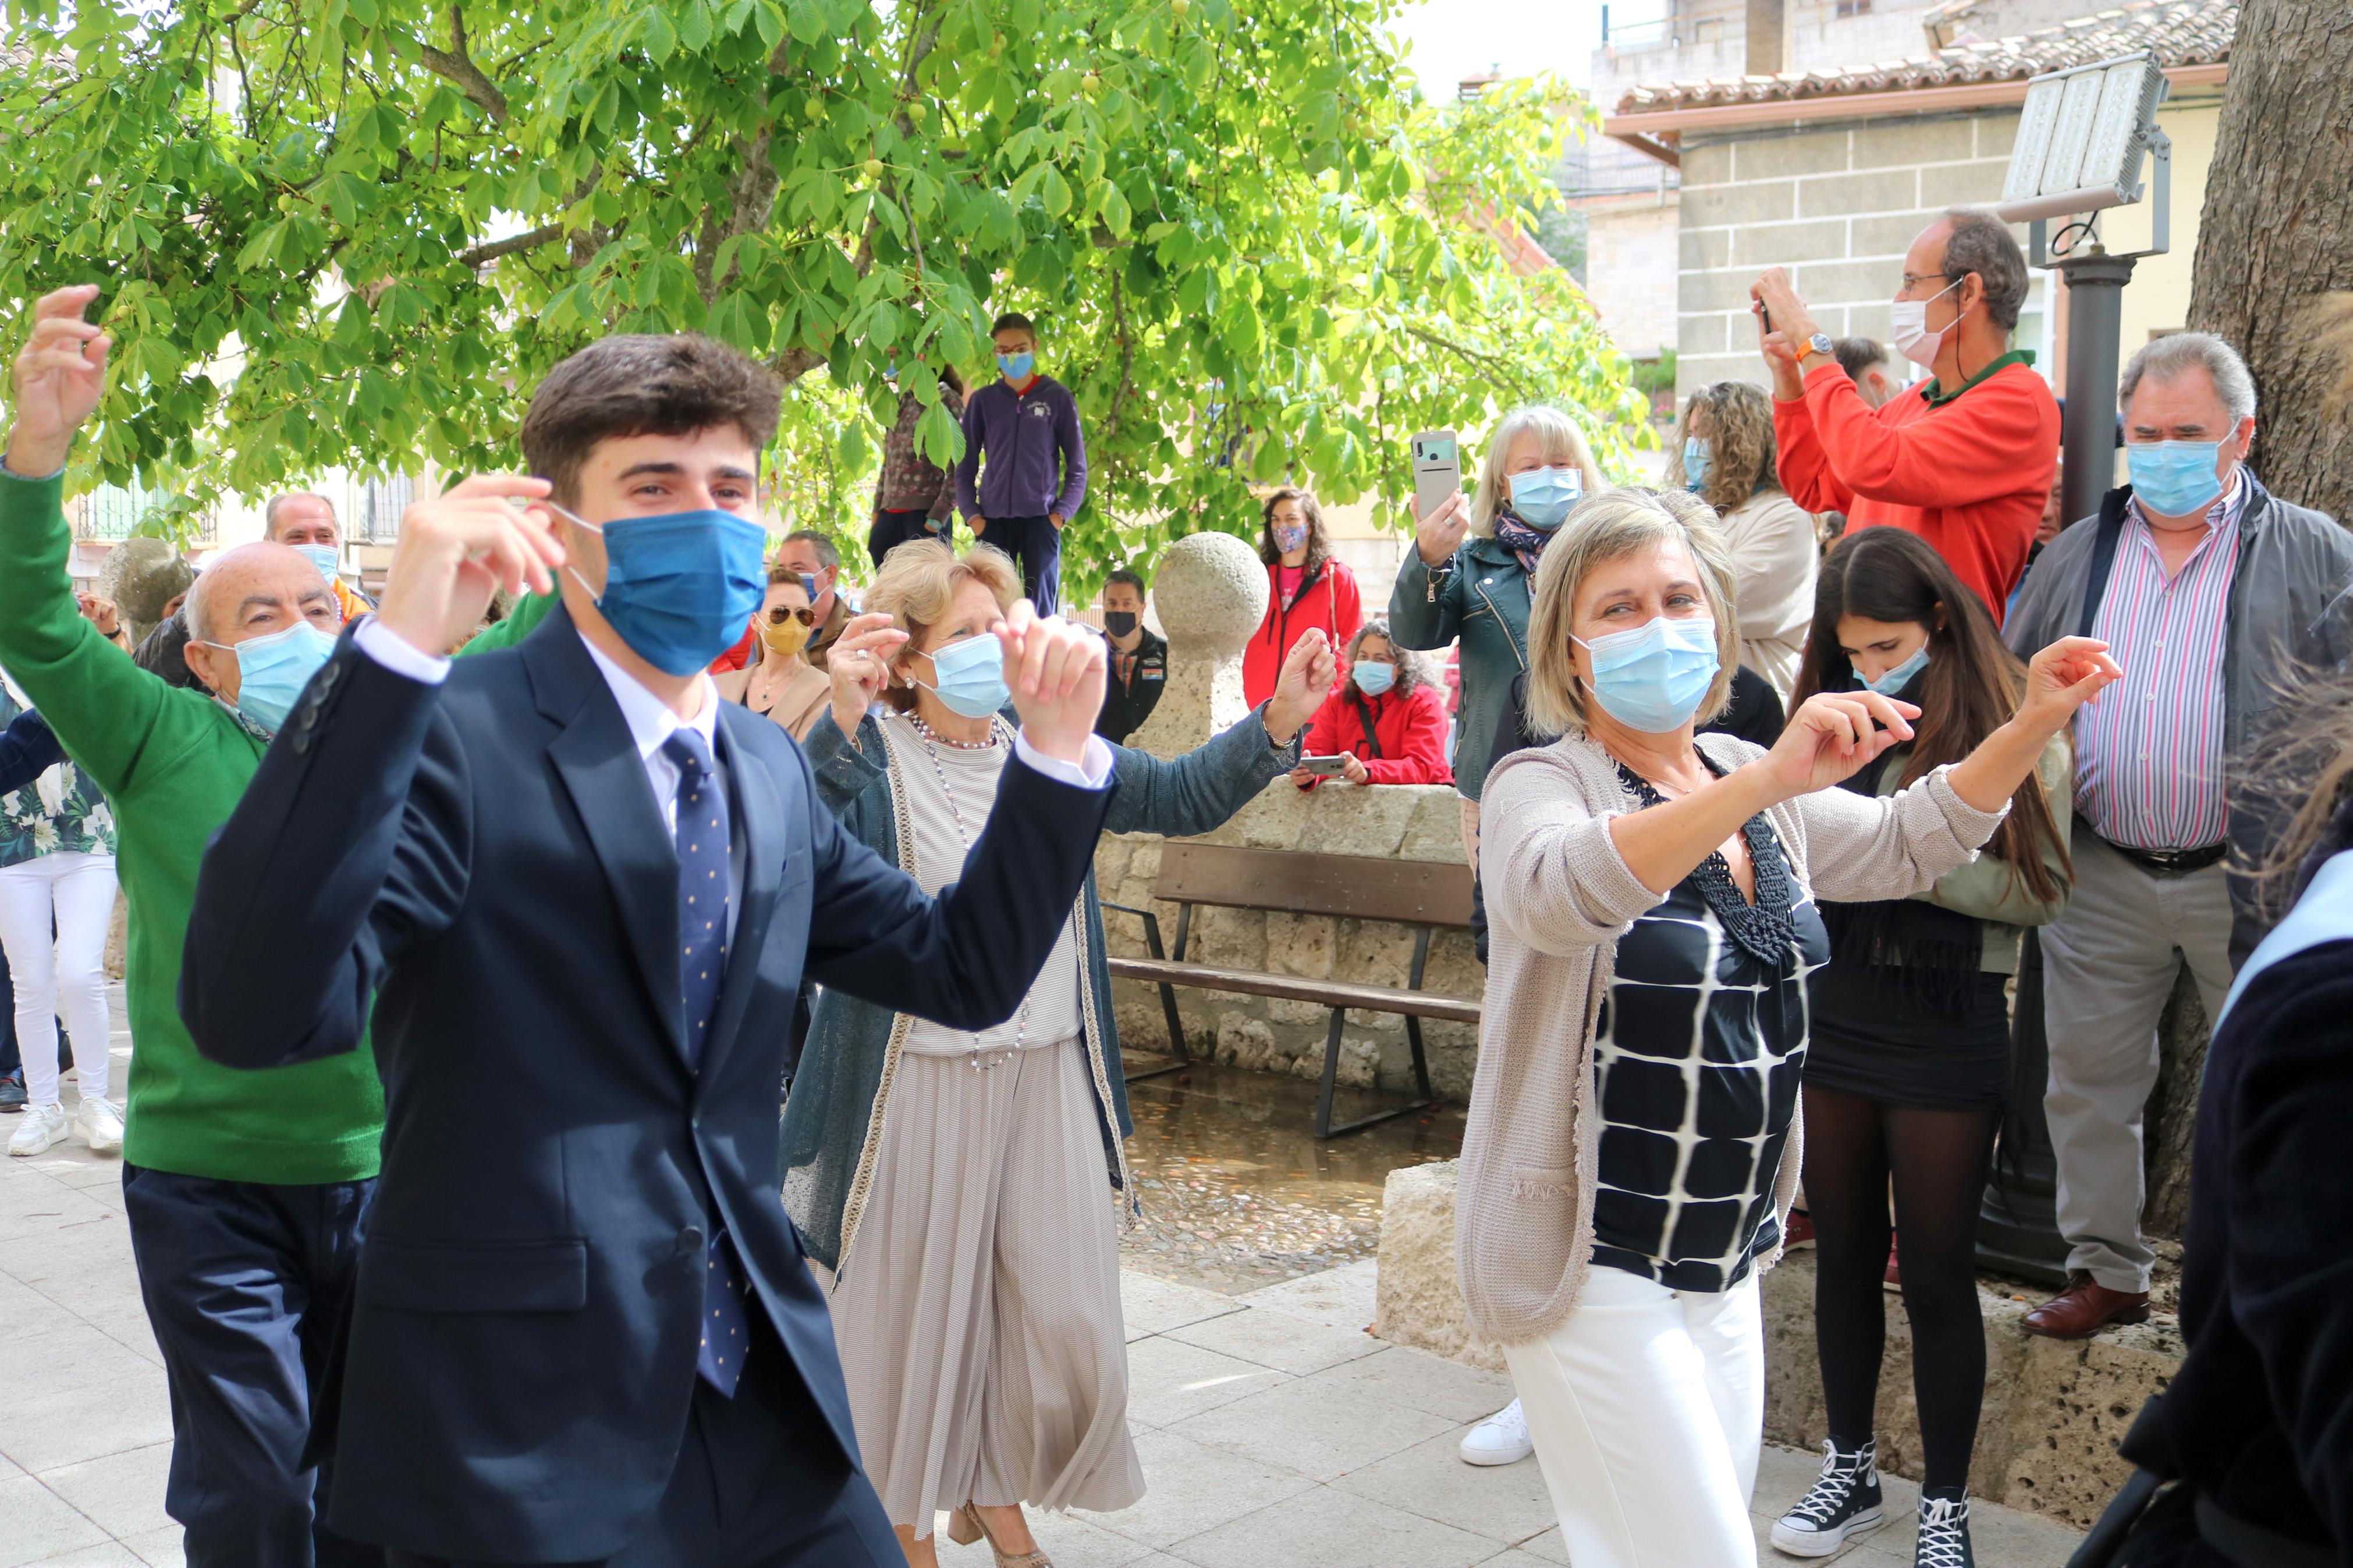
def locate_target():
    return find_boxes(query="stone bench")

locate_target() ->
[1374,1159,2183,1531]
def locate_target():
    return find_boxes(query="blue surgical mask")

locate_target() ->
[293,542,342,582]
[1507,467,1584,531]
[998,350,1035,383]
[2127,440,2228,518]
[1354,660,1396,697]
[1684,437,1712,492]
[206,621,339,735]
[1857,643,1930,697]
[555,503,770,677]
[1574,616,1720,733]
[798,572,821,603]
[916,632,1011,719]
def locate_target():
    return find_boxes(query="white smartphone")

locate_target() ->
[1297,755,1351,777]
[1411,430,1461,522]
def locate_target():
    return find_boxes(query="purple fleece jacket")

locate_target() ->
[956,375,1087,521]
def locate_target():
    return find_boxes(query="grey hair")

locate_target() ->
[780,527,840,573]
[183,566,217,643]
[1346,616,1438,698]
[1469,404,1605,536]
[2120,330,2258,424]
[1525,487,1741,739]
[1939,207,2028,332]
[262,492,335,538]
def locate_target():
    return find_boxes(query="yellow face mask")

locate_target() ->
[758,614,812,660]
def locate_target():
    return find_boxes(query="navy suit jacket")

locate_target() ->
[179,606,1113,1562]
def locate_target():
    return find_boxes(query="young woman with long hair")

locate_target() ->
[1769,526,2075,1567]
[1243,486,1361,708]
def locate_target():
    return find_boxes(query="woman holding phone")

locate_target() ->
[1389,404,1605,871]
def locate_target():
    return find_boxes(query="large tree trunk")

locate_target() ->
[2185,0,2353,521]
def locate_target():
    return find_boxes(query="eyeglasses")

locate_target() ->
[1898,271,1962,294]
[768,606,817,627]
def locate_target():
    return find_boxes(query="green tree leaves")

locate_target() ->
[0,0,1645,589]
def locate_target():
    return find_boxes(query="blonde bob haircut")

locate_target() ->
[1524,486,1742,739]
[860,539,1023,713]
[1468,404,1607,536]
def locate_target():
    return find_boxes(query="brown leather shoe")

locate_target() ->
[2022,1271,2151,1339]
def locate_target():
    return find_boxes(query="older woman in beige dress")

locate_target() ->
[783,541,1333,1567]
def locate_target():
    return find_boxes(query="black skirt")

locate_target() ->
[1805,965,2013,1110]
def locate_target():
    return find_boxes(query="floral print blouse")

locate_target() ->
[0,695,113,867]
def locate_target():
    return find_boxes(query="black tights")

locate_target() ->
[1802,1083,2000,1492]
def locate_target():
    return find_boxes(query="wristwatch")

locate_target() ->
[1801,330,1834,367]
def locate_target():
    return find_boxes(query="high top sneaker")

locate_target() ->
[1770,1436,1885,1556]
[1914,1489,1975,1568]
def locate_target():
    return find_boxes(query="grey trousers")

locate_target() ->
[2039,828,2234,1292]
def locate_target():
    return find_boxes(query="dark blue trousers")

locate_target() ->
[983,513,1062,616]
[382,1305,899,1568]
[121,1164,382,1568]
[865,507,949,573]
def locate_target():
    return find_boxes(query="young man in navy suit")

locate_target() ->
[176,323,1119,1567]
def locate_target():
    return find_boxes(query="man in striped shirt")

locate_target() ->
[2007,332,2353,1341]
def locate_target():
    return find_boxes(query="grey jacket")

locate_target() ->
[2006,474,2352,957]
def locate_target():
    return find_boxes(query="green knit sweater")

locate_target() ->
[0,472,384,1182]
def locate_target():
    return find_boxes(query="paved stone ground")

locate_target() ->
[0,998,2082,1567]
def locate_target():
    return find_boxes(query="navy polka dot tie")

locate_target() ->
[665,730,747,1397]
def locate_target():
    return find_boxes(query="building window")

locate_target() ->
[347,474,415,543]
[1836,0,1872,14]
[70,479,217,543]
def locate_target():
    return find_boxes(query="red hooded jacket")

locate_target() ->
[1243,556,1362,709]
[1296,677,1453,788]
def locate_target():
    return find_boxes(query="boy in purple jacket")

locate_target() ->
[956,311,1087,614]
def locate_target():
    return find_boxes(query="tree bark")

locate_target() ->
[2185,0,2353,522]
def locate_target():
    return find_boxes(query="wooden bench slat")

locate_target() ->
[1106,955,1482,1023]
[1153,842,1474,927]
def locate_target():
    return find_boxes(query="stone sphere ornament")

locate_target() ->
[1122,529,1269,759]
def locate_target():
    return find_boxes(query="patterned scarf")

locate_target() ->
[1490,509,1552,578]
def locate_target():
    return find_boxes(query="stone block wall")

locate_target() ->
[1375,1160,2180,1529]
[1093,781,1479,1098]
[1674,109,2032,397]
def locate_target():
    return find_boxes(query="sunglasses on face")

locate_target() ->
[768,606,817,627]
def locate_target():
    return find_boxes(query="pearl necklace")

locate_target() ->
[907,713,1037,1071]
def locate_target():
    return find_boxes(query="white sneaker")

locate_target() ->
[73,1096,125,1155]
[9,1103,70,1157]
[1458,1398,1533,1466]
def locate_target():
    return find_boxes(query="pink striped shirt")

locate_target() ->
[2074,474,2245,850]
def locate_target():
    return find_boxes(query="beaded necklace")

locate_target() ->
[904,712,1037,1070]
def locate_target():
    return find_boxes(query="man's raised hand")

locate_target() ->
[6,286,111,479]
[374,476,565,657]
[1264,627,1337,746]
[996,602,1106,766]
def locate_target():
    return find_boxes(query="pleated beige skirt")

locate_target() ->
[828,1039,1145,1533]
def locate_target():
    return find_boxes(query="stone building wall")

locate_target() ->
[1673,108,2028,396]
[1092,781,1482,1099]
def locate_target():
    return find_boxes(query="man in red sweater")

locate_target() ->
[1754,207,2058,623]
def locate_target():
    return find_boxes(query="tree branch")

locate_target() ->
[418,4,509,123]
[455,223,562,268]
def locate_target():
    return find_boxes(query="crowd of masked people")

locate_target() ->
[2,190,2350,1568]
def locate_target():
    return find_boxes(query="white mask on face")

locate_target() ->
[1889,276,1964,370]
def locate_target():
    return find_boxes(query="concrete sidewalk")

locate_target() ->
[0,1073,2081,1565]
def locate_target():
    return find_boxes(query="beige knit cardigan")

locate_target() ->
[1459,729,2007,1347]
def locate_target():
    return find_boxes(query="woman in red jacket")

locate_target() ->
[1244,487,1362,707]
[1291,620,1454,788]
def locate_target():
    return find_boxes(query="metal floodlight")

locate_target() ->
[1996,51,2169,227]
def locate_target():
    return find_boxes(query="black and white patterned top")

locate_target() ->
[1589,764,1831,1294]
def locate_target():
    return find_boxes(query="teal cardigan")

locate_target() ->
[780,703,1301,1273]
[1387,535,1532,802]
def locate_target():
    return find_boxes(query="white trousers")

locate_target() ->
[1503,1267,1764,1568]
[0,850,118,1108]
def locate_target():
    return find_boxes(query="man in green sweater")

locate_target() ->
[1,285,386,1567]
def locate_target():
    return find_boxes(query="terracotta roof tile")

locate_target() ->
[1614,0,2235,114]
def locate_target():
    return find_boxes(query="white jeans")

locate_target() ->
[1504,1266,1764,1568]
[0,850,118,1108]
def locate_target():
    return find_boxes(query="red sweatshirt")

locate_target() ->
[1244,557,1362,707]
[1296,680,1453,788]
[1774,353,2057,624]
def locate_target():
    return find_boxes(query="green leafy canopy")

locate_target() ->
[0,0,1650,592]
